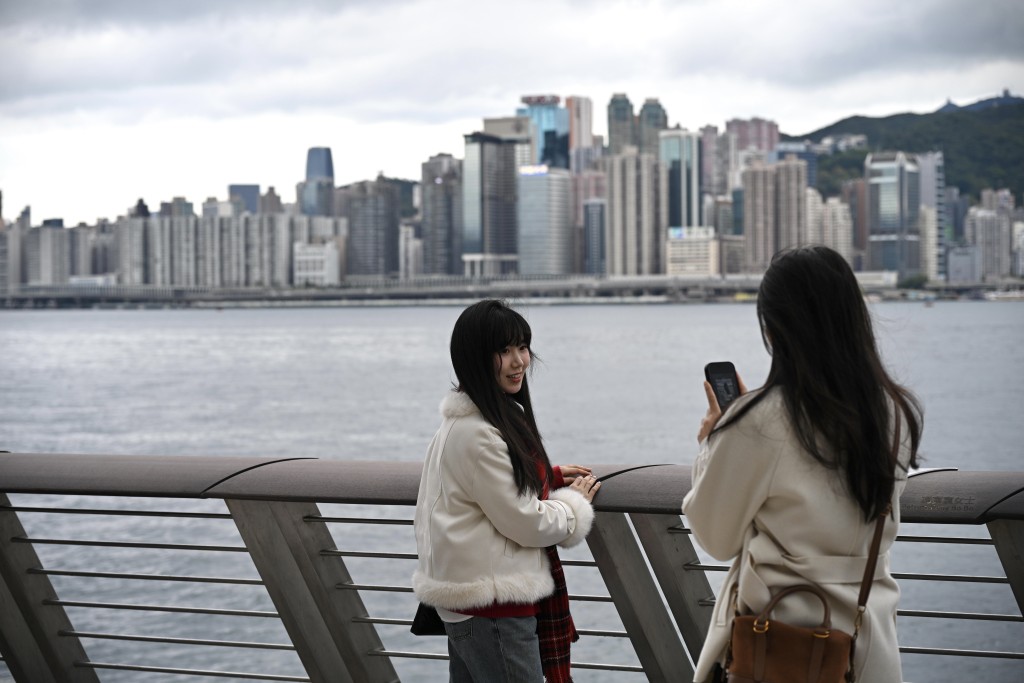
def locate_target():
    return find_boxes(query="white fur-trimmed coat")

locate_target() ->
[412,391,595,611]
[682,387,911,683]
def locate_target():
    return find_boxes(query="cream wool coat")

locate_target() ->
[413,391,594,611]
[682,388,911,683]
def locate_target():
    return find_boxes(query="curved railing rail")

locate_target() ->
[1,453,1022,682]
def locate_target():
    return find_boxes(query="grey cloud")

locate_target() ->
[0,0,405,29]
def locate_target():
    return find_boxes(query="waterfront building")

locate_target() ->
[420,153,463,275]
[659,128,703,229]
[228,185,260,215]
[146,218,172,286]
[742,160,775,272]
[604,146,664,275]
[947,245,982,283]
[637,99,668,159]
[775,154,808,249]
[516,95,569,169]
[916,151,949,279]
[726,117,779,153]
[1013,221,1024,277]
[169,216,199,286]
[115,217,145,285]
[24,225,68,285]
[399,223,423,280]
[293,240,343,286]
[919,206,939,282]
[865,151,921,278]
[582,198,606,275]
[720,233,745,274]
[197,216,223,287]
[0,222,24,292]
[461,132,520,276]
[665,226,719,276]
[298,147,335,217]
[980,188,1015,213]
[966,207,1012,281]
[336,176,400,277]
[265,214,294,287]
[709,196,734,236]
[220,215,247,287]
[517,165,573,276]
[607,93,636,155]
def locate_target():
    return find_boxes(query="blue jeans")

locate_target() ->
[445,616,543,682]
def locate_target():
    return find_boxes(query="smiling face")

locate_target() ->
[494,342,530,394]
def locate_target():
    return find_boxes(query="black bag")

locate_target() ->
[410,603,446,636]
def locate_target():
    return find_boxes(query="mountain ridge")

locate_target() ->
[780,92,1024,200]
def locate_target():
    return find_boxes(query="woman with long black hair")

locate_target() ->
[683,246,922,682]
[413,299,600,682]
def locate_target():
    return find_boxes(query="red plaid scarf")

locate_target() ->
[537,544,578,682]
[536,463,578,682]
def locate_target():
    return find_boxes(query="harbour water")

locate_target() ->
[1,300,1022,681]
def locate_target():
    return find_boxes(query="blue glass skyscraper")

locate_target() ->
[516,96,569,169]
[300,147,335,216]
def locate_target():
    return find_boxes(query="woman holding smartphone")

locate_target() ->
[683,246,922,682]
[413,299,600,682]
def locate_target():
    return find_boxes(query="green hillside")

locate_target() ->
[783,103,1024,201]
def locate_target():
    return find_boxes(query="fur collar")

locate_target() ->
[440,391,479,418]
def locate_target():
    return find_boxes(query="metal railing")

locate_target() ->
[1,453,1022,682]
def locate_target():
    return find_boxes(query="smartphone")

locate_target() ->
[704,361,740,410]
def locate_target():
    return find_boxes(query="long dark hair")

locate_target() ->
[450,299,552,496]
[717,246,922,520]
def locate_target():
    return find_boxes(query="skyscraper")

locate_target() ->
[916,151,948,279]
[516,95,569,169]
[298,147,335,217]
[742,161,775,272]
[421,153,463,275]
[605,146,664,275]
[337,175,400,276]
[565,96,593,151]
[726,117,779,153]
[659,128,703,229]
[462,132,520,276]
[865,151,920,277]
[607,94,636,156]
[517,165,572,275]
[637,99,668,158]
[775,154,808,249]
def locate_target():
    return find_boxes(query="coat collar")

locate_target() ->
[440,391,479,418]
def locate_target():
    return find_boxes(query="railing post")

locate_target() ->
[226,499,399,683]
[587,511,694,681]
[0,494,99,683]
[987,519,1024,614]
[630,513,714,659]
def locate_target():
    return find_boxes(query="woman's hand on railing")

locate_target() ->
[568,474,601,502]
[559,464,593,484]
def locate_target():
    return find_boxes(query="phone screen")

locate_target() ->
[704,362,739,410]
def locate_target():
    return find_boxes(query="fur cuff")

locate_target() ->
[549,487,595,548]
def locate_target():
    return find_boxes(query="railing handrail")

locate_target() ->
[2,452,1023,524]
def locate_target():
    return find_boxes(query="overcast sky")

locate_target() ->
[1,0,1022,226]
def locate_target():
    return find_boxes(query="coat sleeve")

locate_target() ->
[681,414,783,561]
[470,430,594,549]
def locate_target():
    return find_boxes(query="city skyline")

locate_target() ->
[1,0,1023,227]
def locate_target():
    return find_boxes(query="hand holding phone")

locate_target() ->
[704,361,740,410]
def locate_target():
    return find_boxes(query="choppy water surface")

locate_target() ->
[1,301,1022,682]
